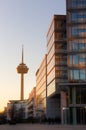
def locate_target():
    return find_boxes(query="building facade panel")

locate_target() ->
[36,55,47,118]
[46,15,67,121]
[66,0,86,124]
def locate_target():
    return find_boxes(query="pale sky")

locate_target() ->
[0,0,66,111]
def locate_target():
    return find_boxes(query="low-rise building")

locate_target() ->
[7,100,27,121]
[27,87,36,118]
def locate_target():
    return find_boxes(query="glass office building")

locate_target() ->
[46,15,67,120]
[36,55,47,118]
[66,0,86,124]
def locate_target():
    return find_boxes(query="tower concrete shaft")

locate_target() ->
[21,73,24,100]
[17,46,29,100]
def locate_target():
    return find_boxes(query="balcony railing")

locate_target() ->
[56,62,67,66]
[68,49,86,54]
[68,79,86,83]
[67,20,86,25]
[68,64,86,69]
[55,38,66,43]
[56,66,68,71]
[56,50,67,54]
[67,7,86,11]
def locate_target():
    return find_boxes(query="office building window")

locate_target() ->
[70,70,73,80]
[73,42,78,50]
[70,26,86,37]
[74,70,79,80]
[79,43,85,50]
[69,55,72,65]
[73,55,78,65]
[47,79,55,96]
[80,69,85,80]
[79,54,85,65]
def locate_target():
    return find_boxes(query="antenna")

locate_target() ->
[22,45,24,63]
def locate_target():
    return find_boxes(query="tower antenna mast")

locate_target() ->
[17,46,29,100]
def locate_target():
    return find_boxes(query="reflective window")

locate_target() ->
[47,44,55,64]
[73,55,78,65]
[72,42,78,50]
[68,39,86,51]
[69,41,72,50]
[76,87,86,104]
[47,67,55,85]
[71,26,78,36]
[79,43,85,50]
[79,54,85,65]
[69,69,86,81]
[47,22,54,43]
[70,55,72,65]
[77,0,86,8]
[41,90,46,99]
[68,0,86,8]
[47,79,55,96]
[74,70,79,80]
[69,25,86,37]
[80,69,85,80]
[47,56,55,74]
[67,0,86,82]
[70,70,73,80]
[71,12,84,22]
[72,0,77,8]
[71,13,77,22]
[36,68,46,86]
[47,33,54,53]
[42,98,46,109]
[36,83,46,95]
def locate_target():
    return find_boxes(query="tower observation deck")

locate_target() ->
[17,46,29,100]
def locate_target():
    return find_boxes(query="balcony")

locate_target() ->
[68,64,86,69]
[56,66,68,71]
[56,75,68,79]
[67,7,86,12]
[56,62,67,66]
[68,49,86,54]
[56,50,67,54]
[55,38,66,43]
[68,79,86,83]
[67,21,86,26]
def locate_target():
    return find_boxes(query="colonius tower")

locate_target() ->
[66,0,86,124]
[17,46,29,100]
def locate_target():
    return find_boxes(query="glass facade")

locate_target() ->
[47,15,67,96]
[67,0,86,82]
[47,79,55,96]
[69,87,86,104]
[36,55,47,115]
[67,0,86,9]
[46,15,67,120]
[67,0,86,124]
